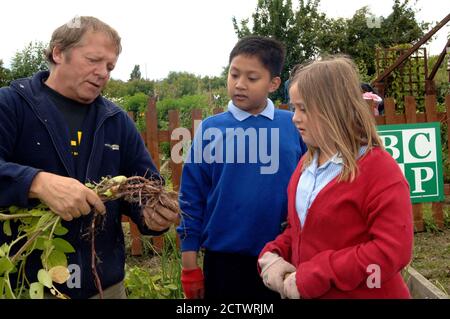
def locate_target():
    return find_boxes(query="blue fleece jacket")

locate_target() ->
[177,104,306,256]
[0,71,163,298]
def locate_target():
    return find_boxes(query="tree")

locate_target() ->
[321,0,426,79]
[129,65,142,81]
[154,72,202,99]
[123,92,149,131]
[380,0,428,48]
[10,41,48,80]
[232,0,327,101]
[102,79,129,99]
[233,0,428,92]
[0,59,11,87]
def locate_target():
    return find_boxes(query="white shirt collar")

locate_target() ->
[307,145,369,173]
[227,99,275,121]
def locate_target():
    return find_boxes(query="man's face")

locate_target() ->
[51,31,118,104]
[227,54,280,114]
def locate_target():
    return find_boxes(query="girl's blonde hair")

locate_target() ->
[290,55,383,181]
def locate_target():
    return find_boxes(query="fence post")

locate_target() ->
[384,98,396,124]
[405,96,425,232]
[191,109,203,138]
[425,95,445,229]
[169,110,182,192]
[146,97,164,253]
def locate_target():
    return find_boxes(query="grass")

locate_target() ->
[123,224,183,299]
[410,203,450,296]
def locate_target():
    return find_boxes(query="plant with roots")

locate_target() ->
[0,175,179,299]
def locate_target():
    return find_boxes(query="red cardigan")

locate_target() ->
[260,147,413,298]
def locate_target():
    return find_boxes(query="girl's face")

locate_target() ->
[290,84,319,148]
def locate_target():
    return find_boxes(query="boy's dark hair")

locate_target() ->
[361,83,375,93]
[229,35,285,78]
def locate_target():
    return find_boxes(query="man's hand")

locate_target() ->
[258,252,296,297]
[29,172,106,221]
[143,203,179,231]
[283,271,300,299]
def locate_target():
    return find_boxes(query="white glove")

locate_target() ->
[259,252,296,297]
[283,271,300,299]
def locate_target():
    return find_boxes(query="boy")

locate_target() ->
[177,36,307,299]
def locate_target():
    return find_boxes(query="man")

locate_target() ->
[0,16,178,298]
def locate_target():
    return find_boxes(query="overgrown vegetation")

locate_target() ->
[0,175,179,299]
[411,204,450,295]
[124,230,183,299]
[0,205,72,299]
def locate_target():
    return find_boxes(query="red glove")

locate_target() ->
[181,267,204,299]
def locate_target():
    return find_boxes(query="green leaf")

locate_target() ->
[29,282,44,299]
[8,206,18,214]
[102,190,113,197]
[0,243,7,257]
[0,257,14,275]
[165,284,178,290]
[53,225,68,236]
[34,237,46,250]
[0,278,4,296]
[2,220,11,237]
[29,209,46,217]
[47,250,67,268]
[1,277,15,298]
[37,269,53,288]
[43,238,53,250]
[35,212,54,230]
[110,175,127,184]
[52,238,75,253]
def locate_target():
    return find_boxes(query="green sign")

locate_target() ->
[377,122,444,203]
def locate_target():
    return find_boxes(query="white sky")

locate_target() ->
[0,0,448,81]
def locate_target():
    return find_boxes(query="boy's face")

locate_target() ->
[227,54,281,114]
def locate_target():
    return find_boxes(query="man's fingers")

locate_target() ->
[149,209,168,227]
[155,204,178,223]
[144,207,171,231]
[78,201,92,216]
[86,189,106,214]
[54,209,74,222]
[70,208,82,219]
[145,216,166,231]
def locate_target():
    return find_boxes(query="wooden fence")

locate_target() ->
[123,95,450,255]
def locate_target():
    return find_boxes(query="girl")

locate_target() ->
[258,56,413,299]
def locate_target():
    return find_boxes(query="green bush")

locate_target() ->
[156,94,213,130]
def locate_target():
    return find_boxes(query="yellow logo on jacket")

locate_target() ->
[70,131,82,156]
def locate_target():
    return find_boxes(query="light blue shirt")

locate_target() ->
[296,146,368,226]
[227,99,275,121]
